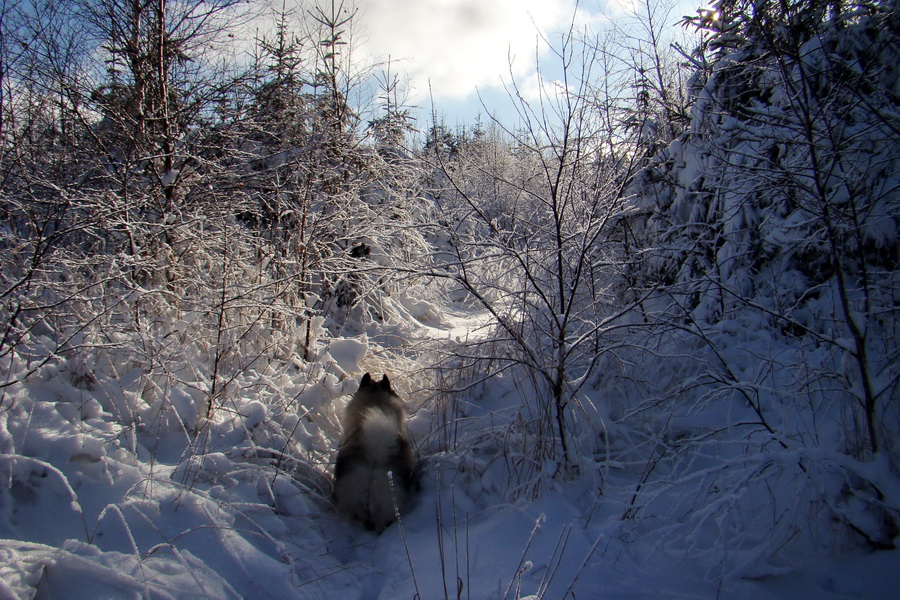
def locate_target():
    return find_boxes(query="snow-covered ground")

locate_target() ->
[1,294,897,600]
[1,0,897,596]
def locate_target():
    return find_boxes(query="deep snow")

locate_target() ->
[1,297,897,600]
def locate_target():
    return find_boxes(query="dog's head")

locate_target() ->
[359,372,394,394]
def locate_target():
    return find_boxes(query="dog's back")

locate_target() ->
[334,373,416,532]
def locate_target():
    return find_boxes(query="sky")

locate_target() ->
[289,0,705,127]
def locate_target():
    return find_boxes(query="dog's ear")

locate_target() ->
[379,374,392,392]
[360,373,373,388]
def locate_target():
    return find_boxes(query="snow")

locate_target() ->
[0,539,242,600]
[325,338,368,374]
[417,304,496,343]
[1,5,897,598]
[1,295,895,599]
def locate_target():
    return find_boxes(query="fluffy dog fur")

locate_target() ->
[333,373,416,532]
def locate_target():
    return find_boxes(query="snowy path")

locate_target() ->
[415,304,495,343]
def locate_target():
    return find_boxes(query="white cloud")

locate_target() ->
[272,0,694,121]
[602,0,640,16]
[351,0,579,102]
[515,71,570,106]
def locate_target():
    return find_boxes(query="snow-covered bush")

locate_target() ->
[618,0,900,566]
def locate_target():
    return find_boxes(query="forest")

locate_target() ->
[0,0,897,598]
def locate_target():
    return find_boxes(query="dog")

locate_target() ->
[333,373,416,532]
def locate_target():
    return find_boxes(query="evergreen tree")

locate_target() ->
[627,0,899,548]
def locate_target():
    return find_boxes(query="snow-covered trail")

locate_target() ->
[386,292,497,345]
[417,305,495,343]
